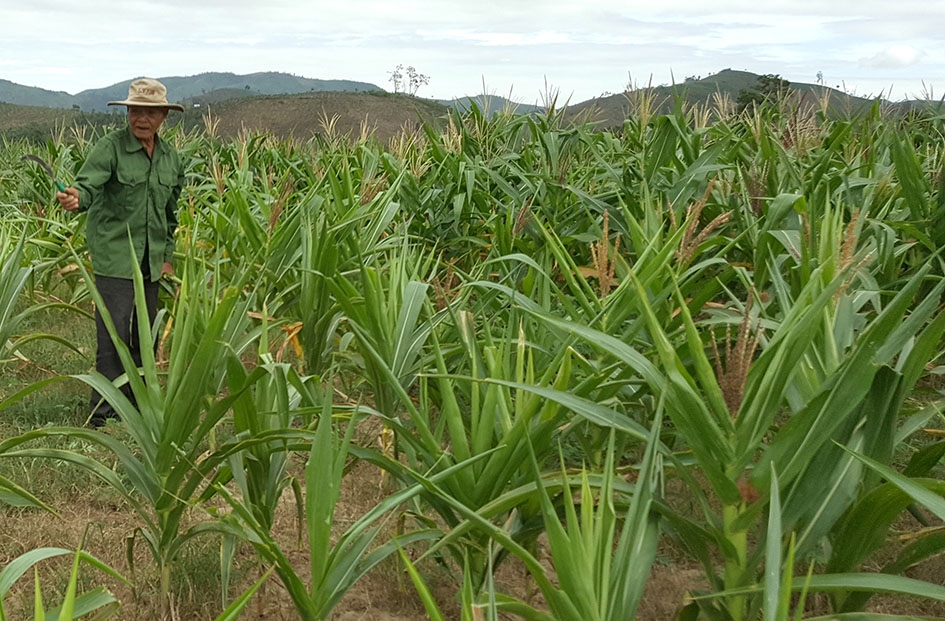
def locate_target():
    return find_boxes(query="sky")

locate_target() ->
[1,1,943,105]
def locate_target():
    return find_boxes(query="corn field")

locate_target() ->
[1,95,945,620]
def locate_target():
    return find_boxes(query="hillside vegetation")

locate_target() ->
[0,71,382,111]
[0,78,75,108]
[0,92,448,144]
[566,69,900,127]
[0,102,122,143]
[3,69,943,144]
[177,91,450,142]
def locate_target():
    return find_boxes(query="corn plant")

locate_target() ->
[0,224,87,364]
[825,444,945,613]
[519,422,663,621]
[488,187,944,618]
[0,544,128,621]
[3,92,945,620]
[0,225,35,362]
[0,543,272,621]
[215,395,450,621]
[330,247,438,427]
[0,246,263,615]
[386,412,657,620]
[639,262,943,619]
[206,335,322,612]
[287,169,404,375]
[695,464,945,621]
[182,135,404,374]
[347,282,653,599]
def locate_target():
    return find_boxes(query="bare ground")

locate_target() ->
[0,375,940,620]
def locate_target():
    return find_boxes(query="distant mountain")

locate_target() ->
[0,72,383,111]
[0,79,76,109]
[4,69,942,145]
[442,95,542,115]
[565,69,893,125]
[6,68,922,120]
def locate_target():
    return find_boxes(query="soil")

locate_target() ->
[0,449,708,620]
[0,369,941,620]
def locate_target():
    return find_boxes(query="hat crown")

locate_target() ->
[126,79,169,104]
[108,77,183,111]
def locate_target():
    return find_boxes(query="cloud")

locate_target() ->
[205,38,265,45]
[862,45,925,69]
[1,1,942,102]
[434,30,572,47]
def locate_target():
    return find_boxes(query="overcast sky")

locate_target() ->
[2,1,942,104]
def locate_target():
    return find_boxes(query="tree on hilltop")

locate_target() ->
[737,73,791,111]
[388,64,430,96]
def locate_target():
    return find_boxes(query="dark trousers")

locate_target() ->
[89,275,159,425]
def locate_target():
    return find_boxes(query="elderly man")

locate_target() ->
[57,78,185,426]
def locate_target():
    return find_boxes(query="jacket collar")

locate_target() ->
[120,125,162,156]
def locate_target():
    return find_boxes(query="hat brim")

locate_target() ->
[107,100,184,112]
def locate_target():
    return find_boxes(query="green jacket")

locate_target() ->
[75,126,184,281]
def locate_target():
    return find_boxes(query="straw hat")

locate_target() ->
[107,78,184,112]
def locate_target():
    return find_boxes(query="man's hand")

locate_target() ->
[161,262,174,278]
[57,187,80,212]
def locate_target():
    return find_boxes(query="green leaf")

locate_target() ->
[0,548,71,598]
[0,475,58,514]
[841,448,945,521]
[763,466,782,621]
[55,550,81,621]
[827,479,945,574]
[903,440,945,478]
[700,572,945,602]
[397,548,446,621]
[479,377,649,440]
[805,573,945,601]
[32,569,42,621]
[806,614,938,620]
[885,530,945,576]
[212,567,273,621]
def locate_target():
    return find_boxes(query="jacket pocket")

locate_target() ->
[116,166,144,187]
[158,166,178,187]
[110,166,145,218]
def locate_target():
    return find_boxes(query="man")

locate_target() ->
[57,78,185,426]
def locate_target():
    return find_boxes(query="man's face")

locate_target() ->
[128,106,168,141]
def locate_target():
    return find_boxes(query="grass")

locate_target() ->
[0,301,93,421]
[0,303,100,503]
[0,300,440,619]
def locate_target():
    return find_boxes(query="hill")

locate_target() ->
[176,91,449,143]
[0,102,122,142]
[0,79,76,109]
[0,91,449,144]
[566,69,889,125]
[5,69,942,145]
[75,72,383,111]
[444,95,542,115]
[0,72,382,111]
